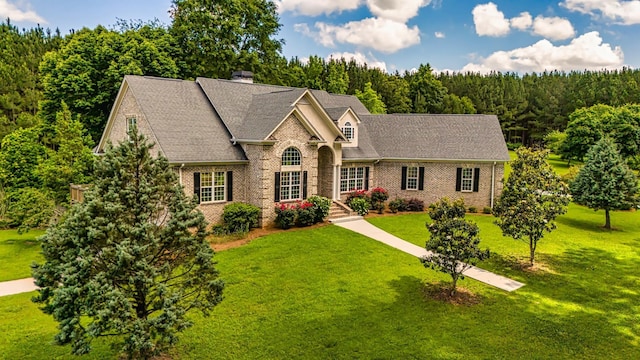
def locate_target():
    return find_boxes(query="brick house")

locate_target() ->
[96,73,510,226]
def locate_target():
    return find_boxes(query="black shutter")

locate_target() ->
[274,172,281,202]
[194,172,201,204]
[302,171,308,199]
[455,168,462,192]
[418,167,425,191]
[401,166,407,190]
[473,168,480,192]
[364,167,370,190]
[226,171,233,201]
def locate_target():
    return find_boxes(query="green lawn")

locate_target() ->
[1,205,639,359]
[0,229,44,282]
[505,150,580,179]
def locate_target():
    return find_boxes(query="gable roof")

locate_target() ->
[360,114,510,162]
[121,75,246,163]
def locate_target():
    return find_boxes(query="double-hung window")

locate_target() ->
[200,171,226,202]
[461,168,474,192]
[340,167,365,192]
[406,166,419,190]
[278,147,303,201]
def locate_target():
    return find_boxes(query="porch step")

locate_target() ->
[329,215,363,224]
[328,201,355,220]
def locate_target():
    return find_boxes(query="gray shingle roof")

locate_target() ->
[310,90,371,115]
[342,123,380,160]
[324,107,351,121]
[360,114,510,161]
[124,75,246,163]
[241,88,307,140]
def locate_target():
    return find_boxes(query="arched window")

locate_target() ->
[341,122,354,141]
[281,147,301,166]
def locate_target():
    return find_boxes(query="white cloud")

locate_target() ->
[461,31,624,74]
[434,31,445,38]
[472,2,511,36]
[510,12,533,30]
[0,0,45,23]
[561,0,640,25]
[532,16,575,41]
[327,51,387,72]
[305,18,420,53]
[275,0,361,16]
[366,0,430,22]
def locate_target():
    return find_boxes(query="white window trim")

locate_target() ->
[406,166,419,190]
[341,122,354,141]
[280,171,302,201]
[461,168,474,193]
[340,167,365,193]
[200,171,227,203]
[126,116,137,141]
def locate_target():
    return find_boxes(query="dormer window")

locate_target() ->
[341,121,354,141]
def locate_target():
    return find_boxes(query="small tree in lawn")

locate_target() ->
[570,137,638,230]
[421,198,489,296]
[493,147,569,266]
[32,130,224,359]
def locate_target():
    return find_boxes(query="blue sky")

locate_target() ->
[4,0,640,74]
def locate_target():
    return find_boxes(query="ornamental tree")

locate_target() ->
[421,198,489,295]
[570,137,638,230]
[32,130,224,359]
[493,147,569,266]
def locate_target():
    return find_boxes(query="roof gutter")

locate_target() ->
[170,160,249,166]
[231,138,277,145]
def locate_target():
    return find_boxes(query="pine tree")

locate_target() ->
[570,137,638,229]
[32,130,224,359]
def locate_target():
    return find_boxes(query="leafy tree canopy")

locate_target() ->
[421,198,489,295]
[570,137,638,229]
[32,130,224,359]
[355,82,387,114]
[493,147,569,266]
[170,0,283,80]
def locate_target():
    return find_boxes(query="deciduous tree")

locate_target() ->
[493,148,569,266]
[570,137,638,229]
[421,198,489,295]
[32,130,224,359]
[355,82,386,114]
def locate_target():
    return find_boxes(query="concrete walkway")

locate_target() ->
[0,277,37,297]
[333,218,524,292]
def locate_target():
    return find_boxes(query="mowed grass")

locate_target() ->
[2,207,640,359]
[0,229,44,282]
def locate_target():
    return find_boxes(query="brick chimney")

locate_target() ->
[231,70,254,83]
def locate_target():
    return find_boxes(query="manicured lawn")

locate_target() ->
[506,150,580,179]
[0,229,44,282]
[1,208,639,359]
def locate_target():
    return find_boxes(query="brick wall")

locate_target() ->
[375,161,504,208]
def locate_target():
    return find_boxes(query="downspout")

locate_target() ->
[179,163,185,186]
[490,161,496,208]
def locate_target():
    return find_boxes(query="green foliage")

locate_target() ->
[388,198,407,213]
[439,93,476,114]
[39,25,179,141]
[409,64,447,113]
[370,187,389,214]
[405,198,425,212]
[35,102,94,202]
[570,138,638,229]
[562,104,640,162]
[307,195,331,223]
[0,126,46,189]
[295,201,316,227]
[32,130,223,359]
[421,198,489,294]
[6,187,55,233]
[355,82,386,114]
[274,203,296,229]
[544,130,567,154]
[482,206,492,214]
[221,202,260,234]
[170,0,283,80]
[493,147,569,265]
[349,197,370,216]
[467,206,478,213]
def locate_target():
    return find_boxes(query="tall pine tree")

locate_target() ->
[32,130,224,359]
